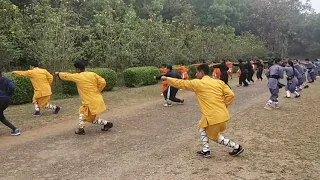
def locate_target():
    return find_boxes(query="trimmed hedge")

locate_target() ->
[61,68,117,95]
[4,73,34,105]
[123,66,160,88]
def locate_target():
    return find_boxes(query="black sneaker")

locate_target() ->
[304,85,309,88]
[75,128,86,135]
[295,94,301,98]
[33,111,41,117]
[102,122,113,131]
[178,99,184,105]
[229,145,244,157]
[53,106,61,114]
[197,150,211,158]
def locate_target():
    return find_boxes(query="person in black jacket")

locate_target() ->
[233,60,249,87]
[255,59,264,81]
[156,65,184,107]
[0,71,21,136]
[246,60,255,84]
[211,59,230,87]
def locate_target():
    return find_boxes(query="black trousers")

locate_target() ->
[239,73,249,86]
[0,97,17,131]
[247,71,254,83]
[220,73,230,88]
[163,86,183,102]
[256,68,263,80]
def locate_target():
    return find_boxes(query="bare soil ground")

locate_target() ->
[0,78,319,180]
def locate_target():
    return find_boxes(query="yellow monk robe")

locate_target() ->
[14,68,53,109]
[160,68,168,94]
[58,72,106,123]
[166,76,234,140]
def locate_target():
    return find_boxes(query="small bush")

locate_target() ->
[61,68,117,95]
[123,66,160,88]
[4,73,34,105]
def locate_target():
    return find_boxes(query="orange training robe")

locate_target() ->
[210,63,221,79]
[160,68,168,93]
[226,62,233,76]
[174,66,189,80]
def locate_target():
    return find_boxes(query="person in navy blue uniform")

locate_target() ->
[0,70,21,136]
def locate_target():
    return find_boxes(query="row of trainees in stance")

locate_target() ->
[0,60,113,136]
[1,61,245,158]
[264,58,319,110]
[157,58,320,108]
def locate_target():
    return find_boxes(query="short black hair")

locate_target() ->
[29,60,39,67]
[180,62,184,66]
[238,59,243,63]
[161,64,167,67]
[197,64,210,75]
[167,65,173,70]
[274,57,282,64]
[74,60,88,71]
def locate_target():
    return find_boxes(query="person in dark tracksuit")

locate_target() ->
[255,60,264,81]
[156,65,184,107]
[0,71,21,136]
[246,60,255,84]
[211,59,230,87]
[233,60,249,87]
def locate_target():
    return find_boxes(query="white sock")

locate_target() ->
[199,128,210,152]
[45,104,56,110]
[34,102,40,112]
[266,100,272,106]
[217,135,239,150]
[79,114,85,128]
[93,119,109,125]
[286,91,291,97]
[294,91,300,96]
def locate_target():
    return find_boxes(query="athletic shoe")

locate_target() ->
[274,103,280,109]
[178,99,184,105]
[295,94,301,98]
[53,106,61,114]
[285,96,291,98]
[229,145,244,157]
[75,128,86,135]
[264,104,272,110]
[11,129,21,136]
[197,150,211,158]
[304,85,309,88]
[102,122,113,131]
[163,102,173,107]
[33,111,41,117]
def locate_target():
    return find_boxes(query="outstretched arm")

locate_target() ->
[165,77,198,92]
[12,70,32,77]
[55,72,79,83]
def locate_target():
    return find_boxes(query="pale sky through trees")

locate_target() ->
[309,0,320,12]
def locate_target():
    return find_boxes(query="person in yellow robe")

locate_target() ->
[161,64,244,158]
[55,60,113,135]
[12,62,61,116]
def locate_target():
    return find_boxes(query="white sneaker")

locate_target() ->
[264,104,272,110]
[163,103,173,107]
[274,103,279,109]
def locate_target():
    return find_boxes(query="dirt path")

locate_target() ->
[0,80,319,180]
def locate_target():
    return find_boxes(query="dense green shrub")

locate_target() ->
[4,73,34,105]
[123,66,160,88]
[61,68,117,95]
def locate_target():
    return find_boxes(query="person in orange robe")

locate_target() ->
[159,64,168,96]
[210,62,221,79]
[226,59,233,79]
[174,63,189,80]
